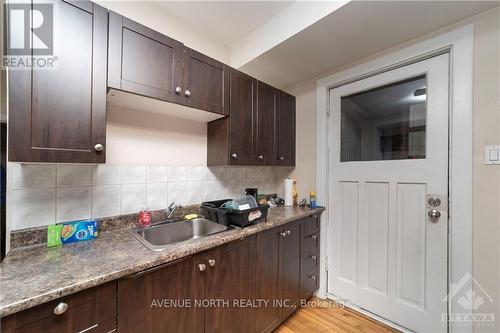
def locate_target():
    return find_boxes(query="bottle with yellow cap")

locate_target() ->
[309,191,317,209]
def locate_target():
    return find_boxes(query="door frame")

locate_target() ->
[315,25,474,333]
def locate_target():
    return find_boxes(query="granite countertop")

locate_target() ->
[0,206,324,318]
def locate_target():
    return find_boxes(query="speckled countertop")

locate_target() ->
[0,206,324,318]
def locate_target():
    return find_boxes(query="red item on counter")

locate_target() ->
[139,208,151,227]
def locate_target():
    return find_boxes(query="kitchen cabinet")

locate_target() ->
[197,236,256,333]
[181,47,230,115]
[207,72,295,166]
[255,81,277,165]
[117,257,199,333]
[8,0,108,163]
[277,91,296,166]
[207,69,257,165]
[300,214,321,300]
[281,219,302,319]
[1,282,116,333]
[108,11,183,104]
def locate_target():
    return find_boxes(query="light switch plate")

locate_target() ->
[484,146,500,165]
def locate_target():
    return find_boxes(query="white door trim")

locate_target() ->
[315,25,474,333]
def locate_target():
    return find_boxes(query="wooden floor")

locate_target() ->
[275,298,399,333]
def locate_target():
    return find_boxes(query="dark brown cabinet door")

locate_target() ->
[277,91,296,166]
[182,48,229,115]
[1,282,116,333]
[118,258,200,333]
[7,0,107,163]
[253,227,282,333]
[229,69,256,165]
[281,220,302,319]
[255,81,277,165]
[108,12,182,103]
[200,237,255,333]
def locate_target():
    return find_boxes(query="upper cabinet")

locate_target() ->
[277,91,296,166]
[256,81,277,165]
[8,3,294,164]
[182,48,230,115]
[108,12,182,103]
[207,73,295,166]
[108,13,229,116]
[8,0,108,163]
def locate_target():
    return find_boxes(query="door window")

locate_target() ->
[340,75,427,161]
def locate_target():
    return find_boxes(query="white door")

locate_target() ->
[327,54,449,332]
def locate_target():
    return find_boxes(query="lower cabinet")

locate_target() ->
[198,237,255,333]
[2,215,321,333]
[117,257,199,333]
[1,282,116,333]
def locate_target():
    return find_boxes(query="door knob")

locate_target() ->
[184,90,191,97]
[94,144,103,152]
[428,209,441,220]
[53,302,68,315]
[198,263,206,271]
[175,86,182,94]
[231,153,237,159]
[208,259,216,267]
[258,155,263,160]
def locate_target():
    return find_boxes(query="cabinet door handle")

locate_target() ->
[258,155,263,160]
[184,90,191,97]
[198,263,206,271]
[231,153,238,159]
[279,156,284,161]
[175,86,182,94]
[54,302,68,315]
[310,255,317,260]
[208,259,216,267]
[94,144,104,152]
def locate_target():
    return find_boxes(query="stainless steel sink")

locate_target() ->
[130,218,229,251]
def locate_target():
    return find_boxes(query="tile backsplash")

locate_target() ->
[9,163,289,230]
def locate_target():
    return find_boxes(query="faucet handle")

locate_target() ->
[168,201,176,210]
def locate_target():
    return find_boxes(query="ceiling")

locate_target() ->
[240,1,499,88]
[156,1,294,46]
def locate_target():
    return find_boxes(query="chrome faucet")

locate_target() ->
[167,201,182,219]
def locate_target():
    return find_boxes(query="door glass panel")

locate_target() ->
[340,75,427,162]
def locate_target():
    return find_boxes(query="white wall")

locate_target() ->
[285,7,500,331]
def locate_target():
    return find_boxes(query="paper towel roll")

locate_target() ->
[284,178,294,206]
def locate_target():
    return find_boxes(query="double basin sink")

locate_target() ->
[130,218,229,251]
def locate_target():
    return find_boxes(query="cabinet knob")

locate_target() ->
[198,263,206,271]
[208,259,216,267]
[280,231,287,237]
[53,302,68,315]
[311,235,318,240]
[286,230,291,235]
[184,90,191,97]
[175,86,182,94]
[94,144,104,152]
[310,275,317,280]
[279,156,284,161]
[310,255,317,260]
[258,155,263,160]
[231,153,238,159]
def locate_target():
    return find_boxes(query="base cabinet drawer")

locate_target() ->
[1,282,117,333]
[301,269,319,300]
